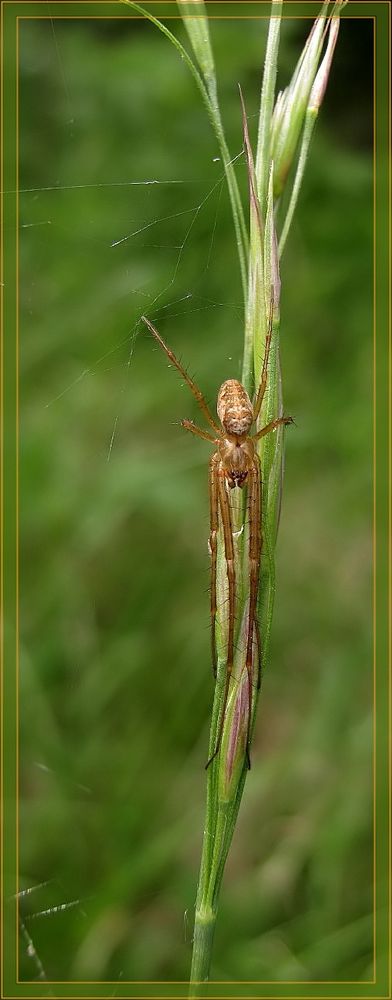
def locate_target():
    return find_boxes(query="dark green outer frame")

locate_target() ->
[0,1,390,997]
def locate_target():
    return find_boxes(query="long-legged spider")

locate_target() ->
[142,312,293,767]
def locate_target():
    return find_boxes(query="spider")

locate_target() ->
[142,312,293,767]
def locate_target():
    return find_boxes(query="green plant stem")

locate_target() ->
[189,905,217,990]
[242,0,282,391]
[256,0,282,211]
[211,113,249,304]
[278,108,317,257]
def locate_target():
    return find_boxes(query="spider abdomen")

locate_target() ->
[217,379,253,436]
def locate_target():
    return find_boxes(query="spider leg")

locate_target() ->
[181,419,218,444]
[141,316,221,434]
[206,464,236,768]
[252,295,274,423]
[252,415,294,442]
[244,456,262,768]
[208,453,220,679]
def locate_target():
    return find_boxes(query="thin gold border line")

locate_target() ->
[17,981,378,988]
[12,13,383,18]
[4,993,392,1000]
[387,8,392,997]
[6,993,392,1000]
[1,992,391,1000]
[3,0,392,5]
[13,7,379,997]
[14,14,377,1000]
[5,994,392,1000]
[15,12,20,990]
[0,0,4,997]
[0,993,362,1000]
[10,992,391,1000]
[18,979,378,987]
[14,8,378,995]
[372,10,377,985]
[388,3,392,997]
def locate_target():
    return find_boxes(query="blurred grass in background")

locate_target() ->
[17,10,373,984]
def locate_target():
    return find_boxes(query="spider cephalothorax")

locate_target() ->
[142,314,293,766]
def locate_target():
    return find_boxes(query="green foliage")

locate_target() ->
[18,12,373,985]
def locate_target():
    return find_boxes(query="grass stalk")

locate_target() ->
[255,0,282,213]
[189,905,217,988]
[278,106,318,257]
[279,9,342,256]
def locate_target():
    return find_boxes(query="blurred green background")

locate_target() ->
[17,8,373,985]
